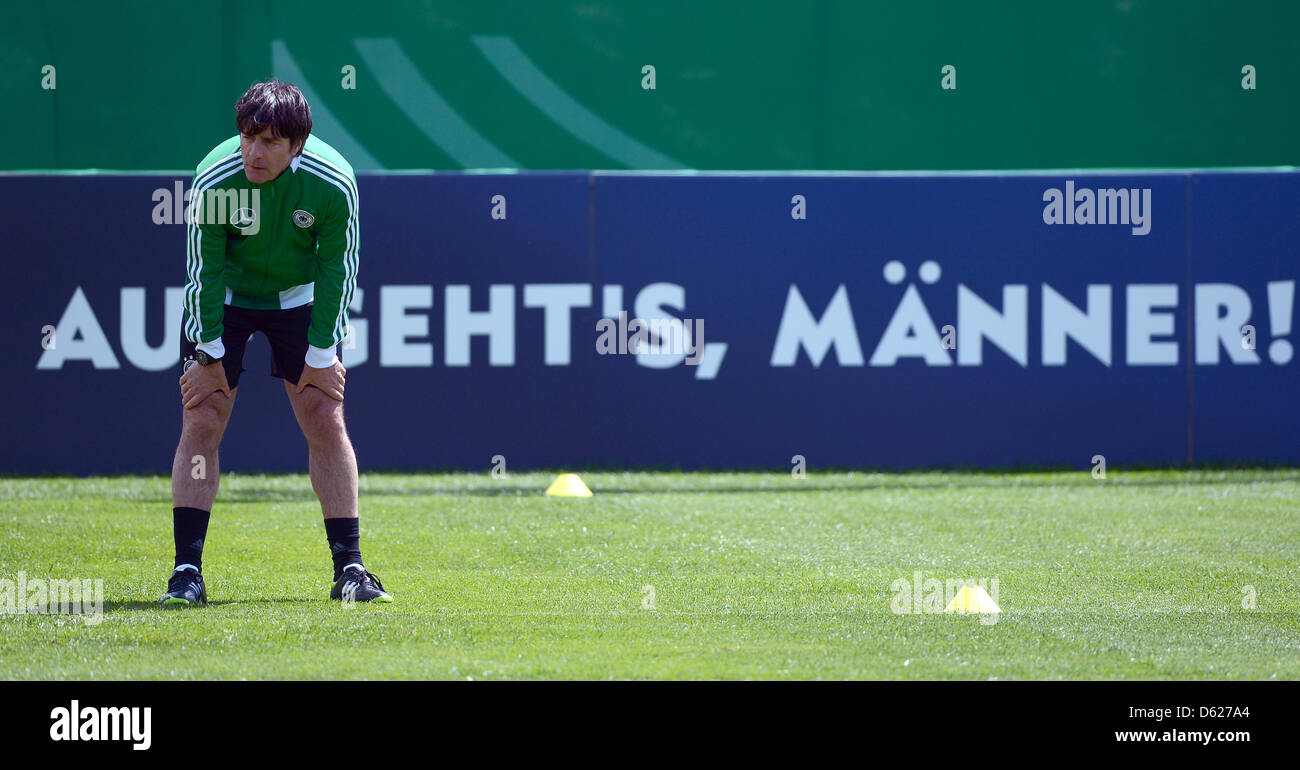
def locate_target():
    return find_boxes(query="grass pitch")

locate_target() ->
[1,469,1297,680]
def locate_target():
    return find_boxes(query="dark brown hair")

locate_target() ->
[235,80,312,155]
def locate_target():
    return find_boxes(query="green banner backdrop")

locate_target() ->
[3,1,1296,172]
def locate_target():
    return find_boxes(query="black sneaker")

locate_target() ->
[160,567,207,607]
[330,567,393,603]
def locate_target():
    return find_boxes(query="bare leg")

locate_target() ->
[172,388,237,510]
[284,381,358,519]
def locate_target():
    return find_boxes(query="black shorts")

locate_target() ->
[179,303,340,390]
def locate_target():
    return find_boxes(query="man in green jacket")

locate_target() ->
[162,79,391,606]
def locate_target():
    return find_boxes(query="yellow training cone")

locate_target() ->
[944,586,1001,614]
[545,473,592,497]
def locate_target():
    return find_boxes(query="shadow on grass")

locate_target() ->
[32,470,1300,504]
[103,598,322,612]
[582,472,1300,494]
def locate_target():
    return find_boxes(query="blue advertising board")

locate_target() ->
[2,170,1295,473]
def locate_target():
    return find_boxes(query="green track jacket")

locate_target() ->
[183,134,359,368]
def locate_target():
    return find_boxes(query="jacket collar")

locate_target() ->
[251,155,300,188]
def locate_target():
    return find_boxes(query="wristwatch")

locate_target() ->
[195,350,222,366]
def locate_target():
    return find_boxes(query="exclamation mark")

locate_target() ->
[1267,280,1294,364]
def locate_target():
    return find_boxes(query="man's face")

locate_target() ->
[240,128,302,183]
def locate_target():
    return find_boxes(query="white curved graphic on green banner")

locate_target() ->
[354,37,518,170]
[473,35,687,170]
[272,40,384,170]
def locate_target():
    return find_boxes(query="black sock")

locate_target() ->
[324,517,363,580]
[173,506,210,571]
